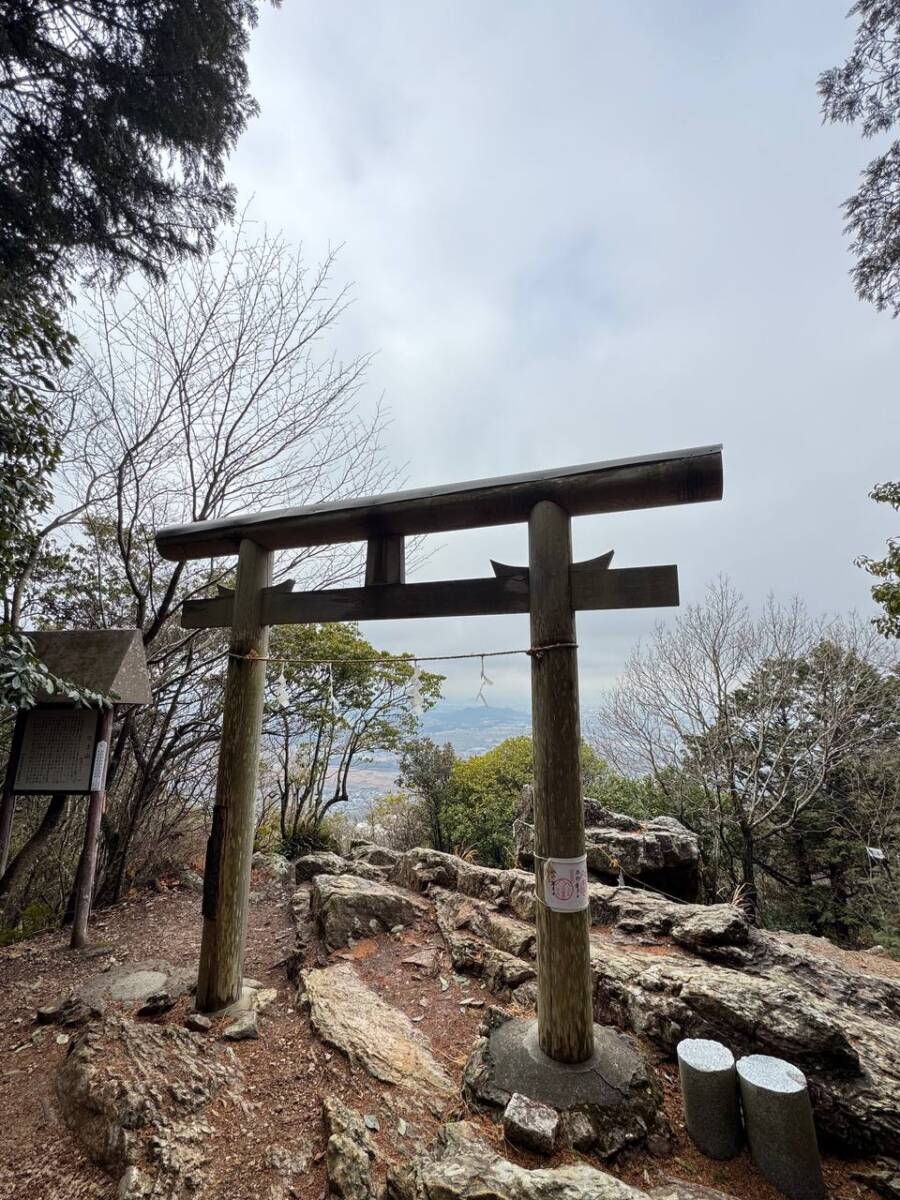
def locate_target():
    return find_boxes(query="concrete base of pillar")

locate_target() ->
[462,1013,669,1159]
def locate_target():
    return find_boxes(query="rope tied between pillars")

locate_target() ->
[228,641,579,666]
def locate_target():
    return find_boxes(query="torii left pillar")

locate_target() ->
[196,539,272,1012]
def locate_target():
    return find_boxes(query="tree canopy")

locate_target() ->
[857,481,900,639]
[820,0,900,313]
[0,1,275,284]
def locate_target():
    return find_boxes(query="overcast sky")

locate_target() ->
[228,1,899,708]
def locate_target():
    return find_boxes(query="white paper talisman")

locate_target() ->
[543,854,589,912]
[90,740,109,792]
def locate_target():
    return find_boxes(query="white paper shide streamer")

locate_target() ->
[475,655,494,706]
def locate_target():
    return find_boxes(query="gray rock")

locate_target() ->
[56,1013,239,1195]
[311,873,427,950]
[390,847,461,892]
[363,1113,380,1132]
[676,1039,742,1160]
[386,1120,648,1199]
[350,843,401,869]
[222,1010,259,1041]
[324,1096,375,1200]
[515,802,699,900]
[503,1092,559,1155]
[649,1185,739,1200]
[117,1165,153,1198]
[421,843,900,1159]
[736,1054,824,1200]
[294,850,348,883]
[73,961,196,1010]
[251,850,293,880]
[177,868,203,893]
[184,1013,212,1033]
[850,1163,900,1200]
[301,963,453,1109]
[136,991,175,1017]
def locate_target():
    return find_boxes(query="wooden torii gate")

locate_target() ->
[156,444,723,1058]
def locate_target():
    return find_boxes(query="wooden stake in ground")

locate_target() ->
[528,500,594,1063]
[196,538,273,1012]
[70,706,114,950]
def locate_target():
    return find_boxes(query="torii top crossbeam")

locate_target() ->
[156,444,723,560]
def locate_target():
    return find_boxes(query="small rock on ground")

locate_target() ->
[222,1010,259,1041]
[184,1013,212,1033]
[503,1092,559,1155]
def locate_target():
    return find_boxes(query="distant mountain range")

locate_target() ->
[418,703,531,757]
[343,702,531,814]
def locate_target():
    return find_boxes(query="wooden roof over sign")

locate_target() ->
[156,444,723,561]
[24,629,152,705]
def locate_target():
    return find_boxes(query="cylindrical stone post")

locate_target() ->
[677,1038,742,1159]
[737,1054,825,1200]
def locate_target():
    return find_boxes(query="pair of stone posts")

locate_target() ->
[677,1038,825,1200]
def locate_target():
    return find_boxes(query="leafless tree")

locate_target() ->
[592,578,897,917]
[5,221,395,911]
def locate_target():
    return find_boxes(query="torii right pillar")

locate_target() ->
[529,499,594,1063]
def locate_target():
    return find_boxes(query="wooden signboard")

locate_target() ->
[13,707,103,795]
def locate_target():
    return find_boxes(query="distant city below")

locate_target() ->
[344,702,531,815]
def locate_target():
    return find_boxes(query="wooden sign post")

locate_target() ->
[157,445,724,1043]
[0,630,151,949]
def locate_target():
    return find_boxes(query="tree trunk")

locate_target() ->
[739,830,759,923]
[0,794,68,920]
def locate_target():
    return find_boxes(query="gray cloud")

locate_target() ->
[229,1,899,706]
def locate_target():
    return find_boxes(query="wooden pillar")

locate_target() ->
[0,712,27,878]
[70,706,114,949]
[196,539,272,1012]
[528,500,594,1064]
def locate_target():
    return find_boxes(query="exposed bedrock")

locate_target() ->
[385,1120,729,1200]
[310,872,429,950]
[55,1014,240,1198]
[300,962,454,1112]
[397,845,900,1158]
[294,850,384,885]
[514,787,700,900]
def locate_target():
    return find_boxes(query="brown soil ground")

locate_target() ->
[0,876,883,1200]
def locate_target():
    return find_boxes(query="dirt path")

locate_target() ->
[0,874,879,1200]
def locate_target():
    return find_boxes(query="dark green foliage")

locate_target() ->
[400,735,640,868]
[857,482,900,639]
[397,738,458,853]
[0,1,274,284]
[820,0,900,313]
[262,624,443,851]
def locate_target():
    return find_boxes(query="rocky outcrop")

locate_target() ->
[324,1096,376,1200]
[385,1121,651,1200]
[295,850,381,884]
[311,873,429,950]
[349,841,402,870]
[300,963,454,1111]
[412,845,900,1158]
[38,960,197,1027]
[515,790,699,900]
[251,850,293,880]
[55,1014,240,1198]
